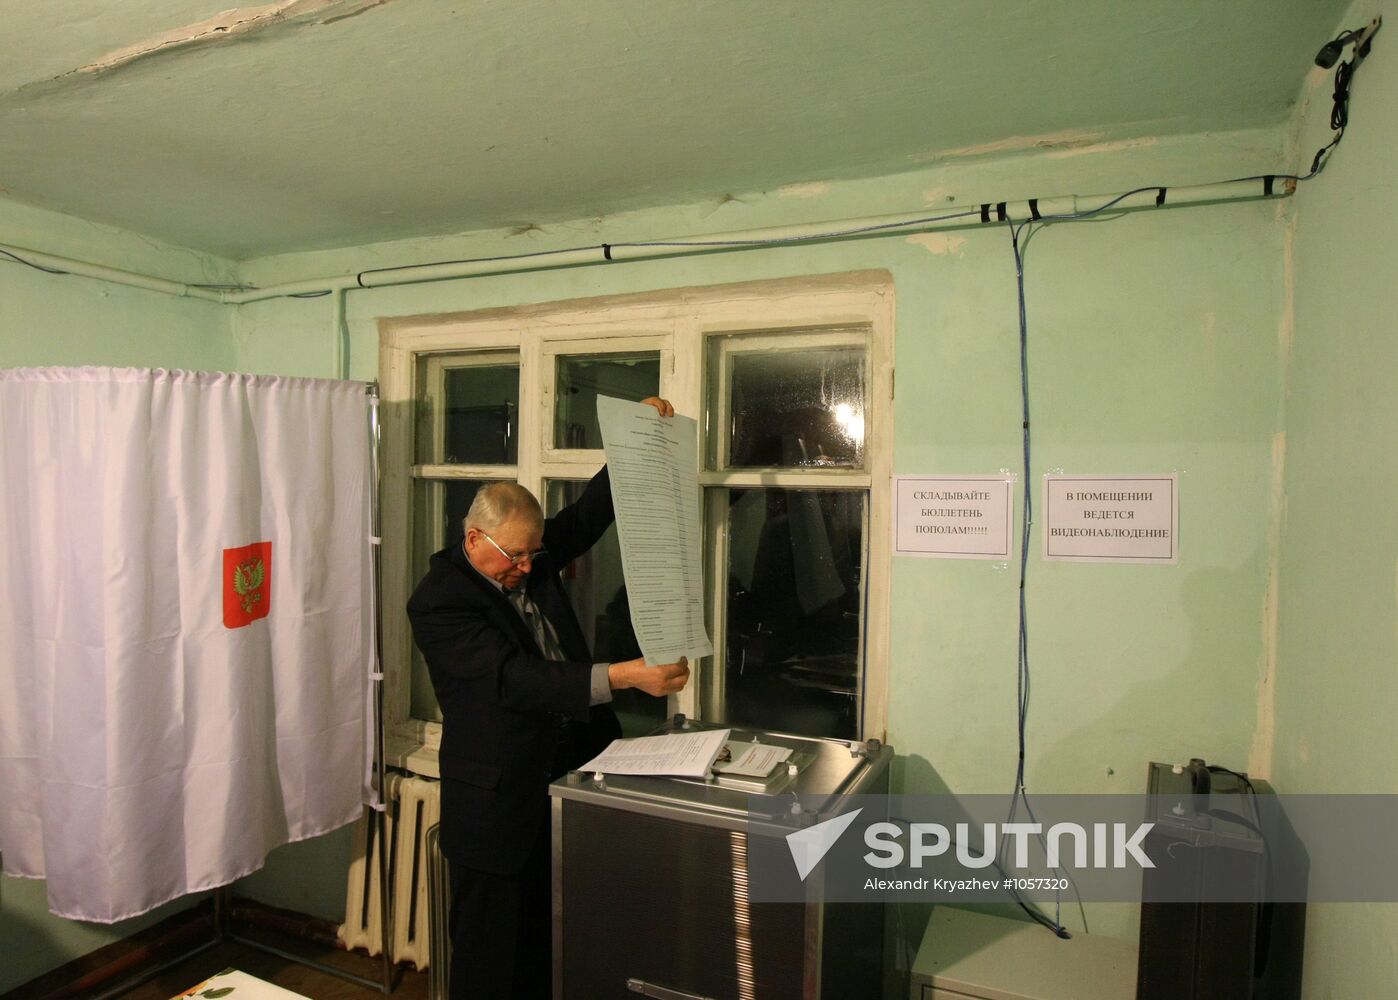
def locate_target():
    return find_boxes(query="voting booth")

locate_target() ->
[550,718,892,1000]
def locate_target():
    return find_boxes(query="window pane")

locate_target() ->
[707,487,864,740]
[554,352,661,450]
[409,477,505,722]
[546,478,663,737]
[415,355,519,465]
[709,342,866,469]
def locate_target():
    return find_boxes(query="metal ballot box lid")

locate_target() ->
[549,716,891,832]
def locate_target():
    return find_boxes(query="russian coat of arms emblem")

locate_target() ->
[223,541,272,628]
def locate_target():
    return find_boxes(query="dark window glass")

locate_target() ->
[710,487,864,740]
[415,359,519,465]
[554,353,661,450]
[717,346,866,469]
[547,479,663,737]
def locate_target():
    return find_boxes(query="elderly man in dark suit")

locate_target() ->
[407,395,689,999]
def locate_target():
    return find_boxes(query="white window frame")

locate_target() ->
[701,324,875,728]
[378,271,894,776]
[412,350,521,562]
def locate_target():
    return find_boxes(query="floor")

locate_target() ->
[112,933,429,1000]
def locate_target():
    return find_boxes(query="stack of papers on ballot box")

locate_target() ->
[577,730,796,779]
[578,729,730,777]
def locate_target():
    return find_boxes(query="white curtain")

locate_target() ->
[0,367,371,923]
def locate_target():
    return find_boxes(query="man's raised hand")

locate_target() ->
[639,396,675,418]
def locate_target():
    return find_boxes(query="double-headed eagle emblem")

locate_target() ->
[232,558,266,614]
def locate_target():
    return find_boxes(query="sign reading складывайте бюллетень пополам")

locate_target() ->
[893,475,1014,560]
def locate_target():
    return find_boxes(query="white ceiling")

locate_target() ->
[0,1,1353,259]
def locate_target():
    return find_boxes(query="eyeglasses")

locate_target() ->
[478,529,546,567]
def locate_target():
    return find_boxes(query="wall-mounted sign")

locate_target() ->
[1042,475,1178,564]
[894,475,1013,560]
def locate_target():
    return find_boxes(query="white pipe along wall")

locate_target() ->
[1,176,1291,310]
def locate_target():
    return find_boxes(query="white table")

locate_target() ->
[910,908,1138,1000]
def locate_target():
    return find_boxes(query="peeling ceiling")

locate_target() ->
[0,1,1351,259]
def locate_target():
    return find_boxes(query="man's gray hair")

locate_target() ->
[463,481,544,535]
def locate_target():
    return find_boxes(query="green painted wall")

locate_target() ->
[0,199,236,369]
[232,825,357,924]
[1274,0,1398,995]
[0,199,235,993]
[230,124,1294,952]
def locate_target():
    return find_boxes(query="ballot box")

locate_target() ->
[550,718,892,1000]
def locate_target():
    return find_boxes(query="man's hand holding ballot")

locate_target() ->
[608,655,690,697]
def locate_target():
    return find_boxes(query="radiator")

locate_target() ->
[338,772,442,971]
[426,822,451,1000]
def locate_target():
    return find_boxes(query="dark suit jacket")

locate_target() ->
[406,469,622,874]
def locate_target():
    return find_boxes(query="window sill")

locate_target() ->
[386,732,440,780]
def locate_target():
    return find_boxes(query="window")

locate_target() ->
[378,272,893,773]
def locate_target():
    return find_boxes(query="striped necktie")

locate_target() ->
[507,587,567,661]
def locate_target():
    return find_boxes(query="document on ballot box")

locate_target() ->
[712,740,794,778]
[577,728,731,778]
[596,395,714,664]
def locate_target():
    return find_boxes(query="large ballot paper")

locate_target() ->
[597,395,714,664]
